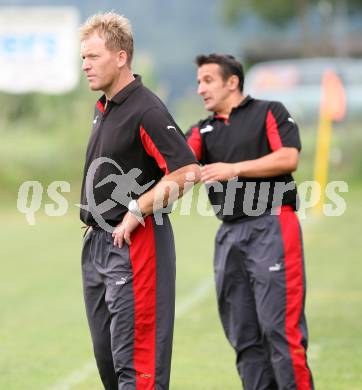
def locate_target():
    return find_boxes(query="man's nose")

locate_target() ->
[82,58,90,71]
[197,83,206,96]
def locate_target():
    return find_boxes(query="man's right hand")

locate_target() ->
[112,212,141,248]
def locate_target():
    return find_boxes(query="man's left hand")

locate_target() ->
[201,163,238,183]
[112,212,141,248]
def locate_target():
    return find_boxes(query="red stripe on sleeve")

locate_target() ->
[187,127,203,161]
[140,126,169,175]
[266,110,283,151]
[129,216,157,390]
[278,208,312,390]
[96,100,105,113]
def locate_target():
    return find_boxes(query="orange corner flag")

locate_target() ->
[320,69,347,121]
[313,70,347,214]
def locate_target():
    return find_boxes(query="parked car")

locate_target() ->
[244,57,362,123]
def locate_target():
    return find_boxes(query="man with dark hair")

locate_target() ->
[195,54,245,92]
[186,53,314,390]
[79,12,200,390]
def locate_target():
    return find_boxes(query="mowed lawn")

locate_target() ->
[0,184,361,390]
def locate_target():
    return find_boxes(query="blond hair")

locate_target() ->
[80,12,134,65]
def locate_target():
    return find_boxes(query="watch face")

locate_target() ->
[128,199,144,224]
[129,200,141,215]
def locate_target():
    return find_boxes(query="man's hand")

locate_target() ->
[201,148,299,182]
[201,163,237,183]
[112,212,141,248]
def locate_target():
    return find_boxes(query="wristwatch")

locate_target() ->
[128,199,143,220]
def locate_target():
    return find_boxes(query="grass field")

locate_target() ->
[1,183,362,390]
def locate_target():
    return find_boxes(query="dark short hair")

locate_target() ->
[195,53,244,92]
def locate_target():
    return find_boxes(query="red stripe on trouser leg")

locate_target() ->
[278,209,312,390]
[129,216,156,390]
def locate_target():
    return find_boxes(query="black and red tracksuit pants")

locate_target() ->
[214,206,314,390]
[81,215,175,390]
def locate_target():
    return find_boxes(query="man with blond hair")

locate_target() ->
[79,12,199,390]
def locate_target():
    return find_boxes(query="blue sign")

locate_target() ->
[0,33,57,58]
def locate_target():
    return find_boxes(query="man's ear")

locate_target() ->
[117,50,128,68]
[227,75,240,91]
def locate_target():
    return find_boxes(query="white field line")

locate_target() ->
[49,362,97,390]
[49,278,214,390]
[175,278,213,318]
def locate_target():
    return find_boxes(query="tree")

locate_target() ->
[222,0,362,25]
[221,0,313,55]
[222,0,298,25]
[221,0,362,57]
